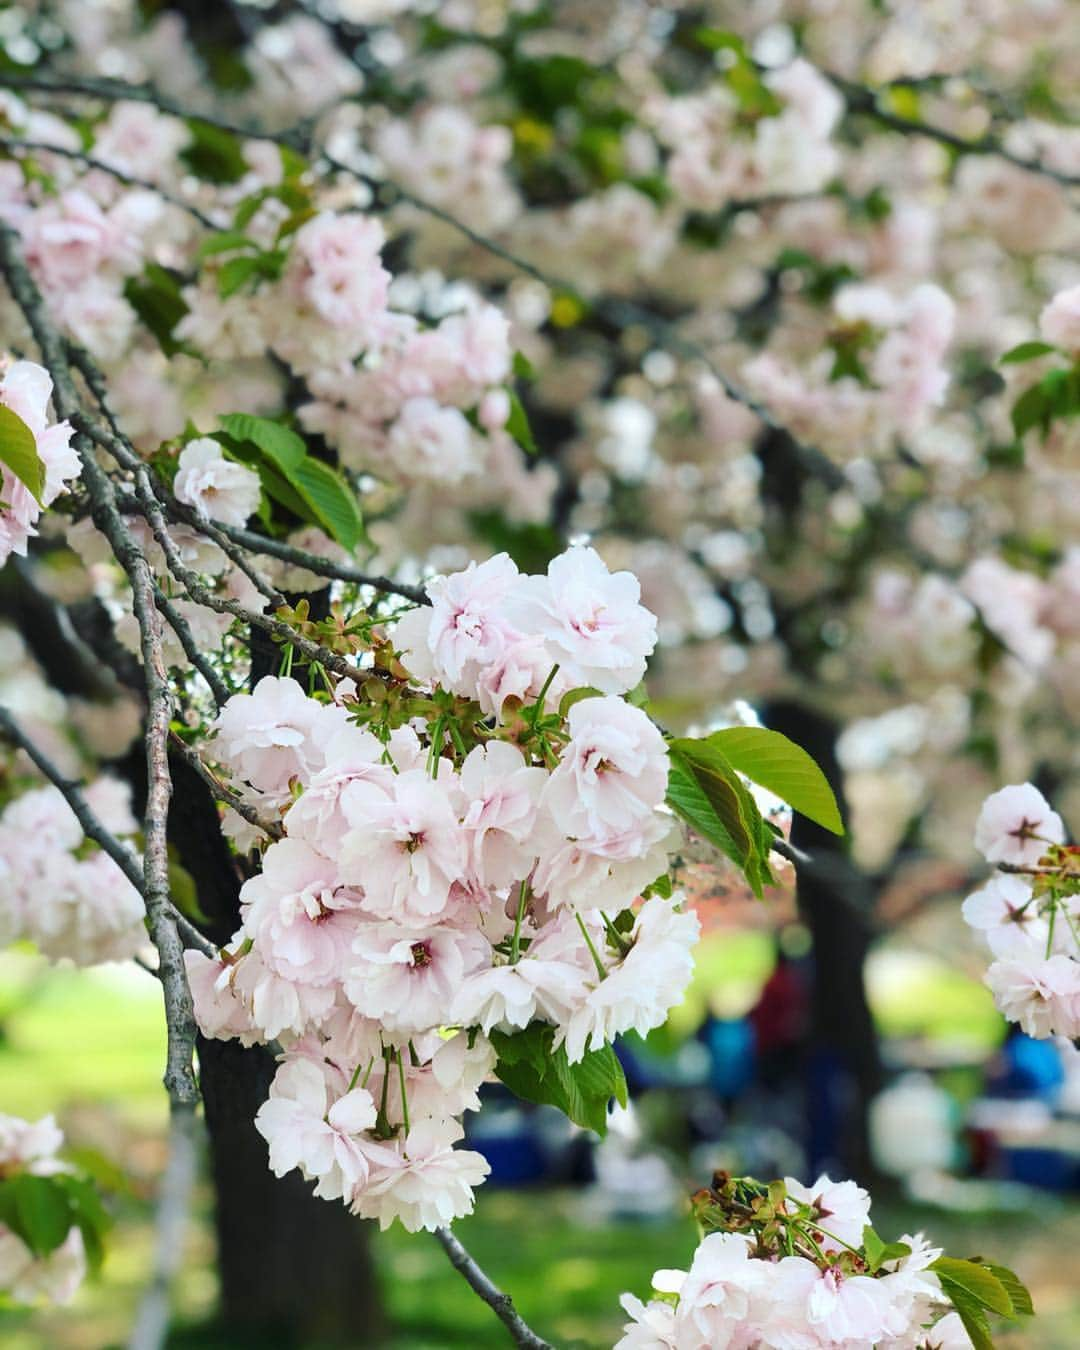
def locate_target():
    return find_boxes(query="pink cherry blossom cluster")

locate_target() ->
[183,545,701,1230]
[0,361,80,567]
[0,777,145,965]
[645,59,844,211]
[617,1174,967,1349]
[743,283,956,461]
[963,783,1080,1039]
[0,1114,86,1306]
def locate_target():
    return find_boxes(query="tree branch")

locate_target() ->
[168,731,284,841]
[433,1226,553,1350]
[0,220,203,1110]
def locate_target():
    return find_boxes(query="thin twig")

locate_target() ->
[169,731,284,840]
[0,134,221,228]
[433,1226,553,1350]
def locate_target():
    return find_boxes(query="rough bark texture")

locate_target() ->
[198,1036,386,1347]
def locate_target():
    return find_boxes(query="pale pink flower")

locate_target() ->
[506,546,658,695]
[289,212,391,339]
[387,398,481,484]
[673,1232,763,1348]
[459,741,546,889]
[211,677,324,795]
[1039,283,1080,352]
[973,783,1065,866]
[773,1254,895,1345]
[562,897,699,1062]
[356,1117,491,1231]
[345,922,488,1033]
[255,1057,395,1201]
[784,1174,873,1252]
[543,697,668,841]
[985,954,1080,1038]
[174,437,261,527]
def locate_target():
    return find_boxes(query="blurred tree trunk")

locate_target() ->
[766,700,882,1181]
[198,1038,386,1346]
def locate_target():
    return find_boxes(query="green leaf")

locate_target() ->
[290,457,364,553]
[123,264,190,357]
[196,230,258,261]
[938,1280,994,1350]
[217,414,305,474]
[512,350,535,381]
[862,1225,885,1270]
[983,1264,1034,1317]
[52,1175,110,1274]
[505,390,538,456]
[0,405,45,504]
[702,726,844,835]
[217,254,261,299]
[180,119,248,185]
[666,739,774,896]
[1000,340,1057,364]
[931,1258,1014,1317]
[1011,383,1049,438]
[468,511,561,574]
[0,1175,73,1258]
[558,687,604,719]
[491,1024,626,1136]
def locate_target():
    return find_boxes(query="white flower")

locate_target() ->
[973,783,1065,866]
[254,1056,395,1201]
[962,874,1049,960]
[542,697,668,841]
[345,922,489,1033]
[173,437,262,527]
[339,770,466,924]
[673,1232,763,1347]
[562,897,699,1062]
[784,1174,872,1252]
[211,677,324,795]
[1039,283,1080,352]
[355,1118,490,1231]
[985,954,1080,1038]
[459,741,546,889]
[614,1293,679,1349]
[506,546,658,695]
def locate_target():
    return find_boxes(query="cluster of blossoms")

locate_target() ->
[0,1115,86,1306]
[963,783,1080,1039]
[0,777,145,966]
[617,1172,974,1349]
[743,283,956,460]
[646,59,844,210]
[0,361,80,567]
[184,546,700,1230]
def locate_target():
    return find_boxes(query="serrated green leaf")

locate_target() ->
[667,739,773,896]
[1000,340,1057,364]
[558,687,603,719]
[0,405,45,504]
[938,1279,994,1350]
[218,414,306,474]
[290,457,364,553]
[52,1175,110,1273]
[1011,383,1049,438]
[983,1264,1034,1317]
[703,726,844,835]
[932,1258,1014,1316]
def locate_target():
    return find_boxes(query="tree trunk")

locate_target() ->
[766,700,882,1181]
[198,1037,386,1347]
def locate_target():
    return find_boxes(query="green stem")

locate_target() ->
[510,881,529,964]
[575,910,608,981]
[396,1047,410,1135]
